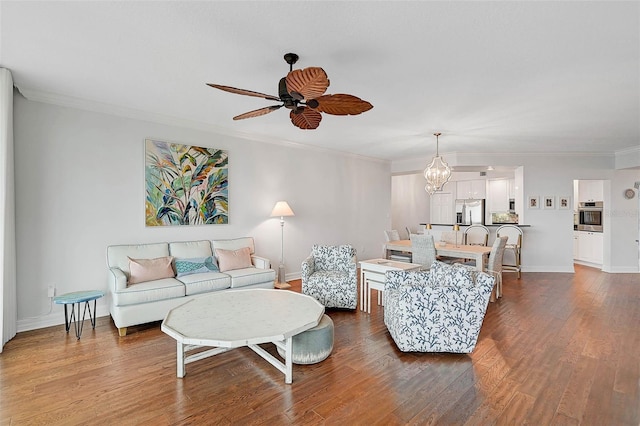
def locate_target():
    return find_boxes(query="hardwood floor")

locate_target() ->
[1,265,638,425]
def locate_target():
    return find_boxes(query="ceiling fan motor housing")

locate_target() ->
[278,78,297,109]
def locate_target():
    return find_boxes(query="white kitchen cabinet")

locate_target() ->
[488,179,509,212]
[508,179,516,199]
[574,231,603,265]
[578,180,603,203]
[430,192,453,224]
[457,180,486,199]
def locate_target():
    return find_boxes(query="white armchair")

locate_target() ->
[301,245,357,309]
[383,261,495,353]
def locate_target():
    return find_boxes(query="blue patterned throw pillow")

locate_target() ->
[175,256,219,277]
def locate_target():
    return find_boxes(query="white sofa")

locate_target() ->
[106,237,275,336]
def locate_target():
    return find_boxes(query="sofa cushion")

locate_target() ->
[212,237,255,255]
[107,243,169,275]
[175,256,219,277]
[215,247,252,272]
[128,256,175,285]
[225,267,277,288]
[169,240,213,258]
[112,277,185,306]
[177,271,231,295]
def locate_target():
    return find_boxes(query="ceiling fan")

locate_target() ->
[207,53,373,130]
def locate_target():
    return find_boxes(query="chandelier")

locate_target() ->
[424,132,451,195]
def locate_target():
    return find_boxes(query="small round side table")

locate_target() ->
[53,290,104,339]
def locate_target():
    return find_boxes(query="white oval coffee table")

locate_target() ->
[161,288,324,384]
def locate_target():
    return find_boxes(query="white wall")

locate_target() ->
[391,173,430,237]
[392,152,640,273]
[14,95,391,331]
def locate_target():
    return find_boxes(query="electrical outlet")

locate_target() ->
[47,286,55,298]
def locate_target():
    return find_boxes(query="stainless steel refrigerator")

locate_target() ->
[455,199,485,225]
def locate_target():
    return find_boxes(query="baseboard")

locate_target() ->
[603,266,640,273]
[517,266,576,273]
[285,271,302,281]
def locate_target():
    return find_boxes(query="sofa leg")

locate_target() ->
[118,327,127,337]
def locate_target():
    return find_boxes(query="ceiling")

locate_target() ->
[1,1,638,161]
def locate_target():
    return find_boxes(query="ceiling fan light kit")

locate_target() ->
[207,53,373,130]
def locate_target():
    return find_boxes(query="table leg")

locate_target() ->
[284,337,293,384]
[359,269,365,311]
[88,299,97,329]
[66,302,82,339]
[177,341,185,378]
[63,304,71,332]
[74,301,89,339]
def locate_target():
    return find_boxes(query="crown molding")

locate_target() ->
[17,87,387,164]
[454,151,615,158]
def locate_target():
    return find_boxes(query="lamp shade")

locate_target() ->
[270,201,295,217]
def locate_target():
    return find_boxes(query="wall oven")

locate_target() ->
[578,201,603,232]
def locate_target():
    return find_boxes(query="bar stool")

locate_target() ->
[496,225,523,278]
[464,224,490,246]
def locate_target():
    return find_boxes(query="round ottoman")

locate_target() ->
[277,314,334,364]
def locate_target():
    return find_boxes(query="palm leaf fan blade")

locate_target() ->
[313,94,373,115]
[206,84,280,101]
[290,107,322,129]
[285,67,329,100]
[233,105,282,120]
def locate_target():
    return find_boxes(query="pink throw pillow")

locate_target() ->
[215,247,252,272]
[128,256,175,285]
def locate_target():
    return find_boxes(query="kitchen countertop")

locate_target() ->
[423,223,531,227]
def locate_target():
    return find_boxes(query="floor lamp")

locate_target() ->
[270,201,295,289]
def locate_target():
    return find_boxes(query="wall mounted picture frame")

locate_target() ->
[528,195,540,209]
[558,196,570,209]
[543,196,555,209]
[145,139,229,226]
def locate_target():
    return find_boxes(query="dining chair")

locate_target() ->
[438,231,466,263]
[384,229,401,242]
[383,230,412,262]
[464,225,490,246]
[405,226,413,239]
[410,234,437,270]
[440,231,464,246]
[486,236,508,298]
[496,225,523,278]
[460,236,507,300]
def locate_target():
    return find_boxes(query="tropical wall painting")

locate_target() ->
[145,139,228,226]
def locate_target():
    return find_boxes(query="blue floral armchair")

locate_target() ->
[301,245,357,309]
[383,261,495,353]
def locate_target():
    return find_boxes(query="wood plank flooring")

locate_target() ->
[1,264,638,425]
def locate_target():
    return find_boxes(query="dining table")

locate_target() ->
[383,239,492,271]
